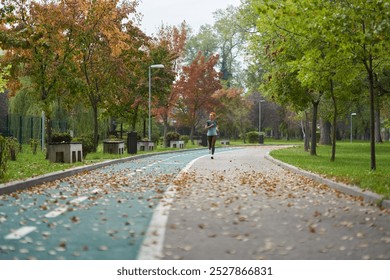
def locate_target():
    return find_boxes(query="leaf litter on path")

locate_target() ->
[164,163,390,260]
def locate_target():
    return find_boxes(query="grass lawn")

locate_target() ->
[270,141,390,198]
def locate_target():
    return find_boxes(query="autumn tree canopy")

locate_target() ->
[174,52,222,142]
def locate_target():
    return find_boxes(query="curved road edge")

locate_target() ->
[265,152,390,209]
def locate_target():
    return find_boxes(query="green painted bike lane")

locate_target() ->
[0,148,237,260]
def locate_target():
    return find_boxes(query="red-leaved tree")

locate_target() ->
[174,51,222,143]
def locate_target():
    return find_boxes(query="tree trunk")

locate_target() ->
[190,125,195,144]
[375,100,382,143]
[304,111,310,152]
[330,79,337,162]
[92,105,99,152]
[130,105,139,132]
[163,115,168,148]
[374,73,383,144]
[310,100,319,156]
[319,119,331,145]
[365,55,376,170]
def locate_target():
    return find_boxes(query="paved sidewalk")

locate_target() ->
[146,147,390,260]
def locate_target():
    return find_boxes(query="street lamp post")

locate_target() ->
[259,99,265,144]
[148,64,165,141]
[350,112,357,143]
[259,99,265,133]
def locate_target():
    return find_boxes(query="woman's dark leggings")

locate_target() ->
[208,136,217,155]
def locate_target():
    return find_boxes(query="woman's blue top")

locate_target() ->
[206,120,218,136]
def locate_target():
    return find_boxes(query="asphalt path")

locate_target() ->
[145,147,389,260]
[1,146,389,260]
[0,148,236,260]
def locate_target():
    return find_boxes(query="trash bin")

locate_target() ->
[259,134,264,144]
[201,134,208,147]
[127,131,137,154]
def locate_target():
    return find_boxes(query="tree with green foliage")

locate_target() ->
[242,0,390,169]
[332,0,390,170]
[185,24,219,65]
[213,5,246,88]
[243,0,323,155]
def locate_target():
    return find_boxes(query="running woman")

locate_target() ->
[205,112,218,159]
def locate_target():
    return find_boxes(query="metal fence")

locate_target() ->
[0,114,67,145]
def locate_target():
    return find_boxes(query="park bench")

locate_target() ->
[48,142,83,163]
[103,140,125,154]
[170,140,184,149]
[137,141,154,151]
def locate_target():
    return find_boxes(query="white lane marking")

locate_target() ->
[70,196,88,204]
[137,154,209,260]
[45,196,88,218]
[5,226,37,240]
[44,206,68,218]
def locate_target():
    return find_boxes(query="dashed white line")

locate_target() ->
[137,154,209,260]
[70,196,88,204]
[5,226,37,240]
[44,196,89,218]
[44,206,68,218]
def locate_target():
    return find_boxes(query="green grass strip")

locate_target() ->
[270,141,390,198]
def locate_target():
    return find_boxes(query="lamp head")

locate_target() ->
[150,64,165,69]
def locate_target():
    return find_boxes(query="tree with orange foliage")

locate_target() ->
[0,0,80,146]
[67,0,140,150]
[173,51,222,143]
[212,87,251,140]
[0,0,141,150]
[105,22,150,133]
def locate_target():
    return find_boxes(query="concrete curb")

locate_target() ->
[0,148,201,195]
[265,152,390,210]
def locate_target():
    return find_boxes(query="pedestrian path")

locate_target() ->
[141,147,390,260]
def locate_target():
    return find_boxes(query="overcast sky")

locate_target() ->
[137,0,242,36]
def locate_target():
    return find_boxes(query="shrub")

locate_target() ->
[152,134,160,145]
[180,135,189,144]
[51,132,72,143]
[30,138,39,154]
[246,131,260,143]
[0,135,9,178]
[73,134,94,158]
[166,132,180,142]
[6,137,20,161]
